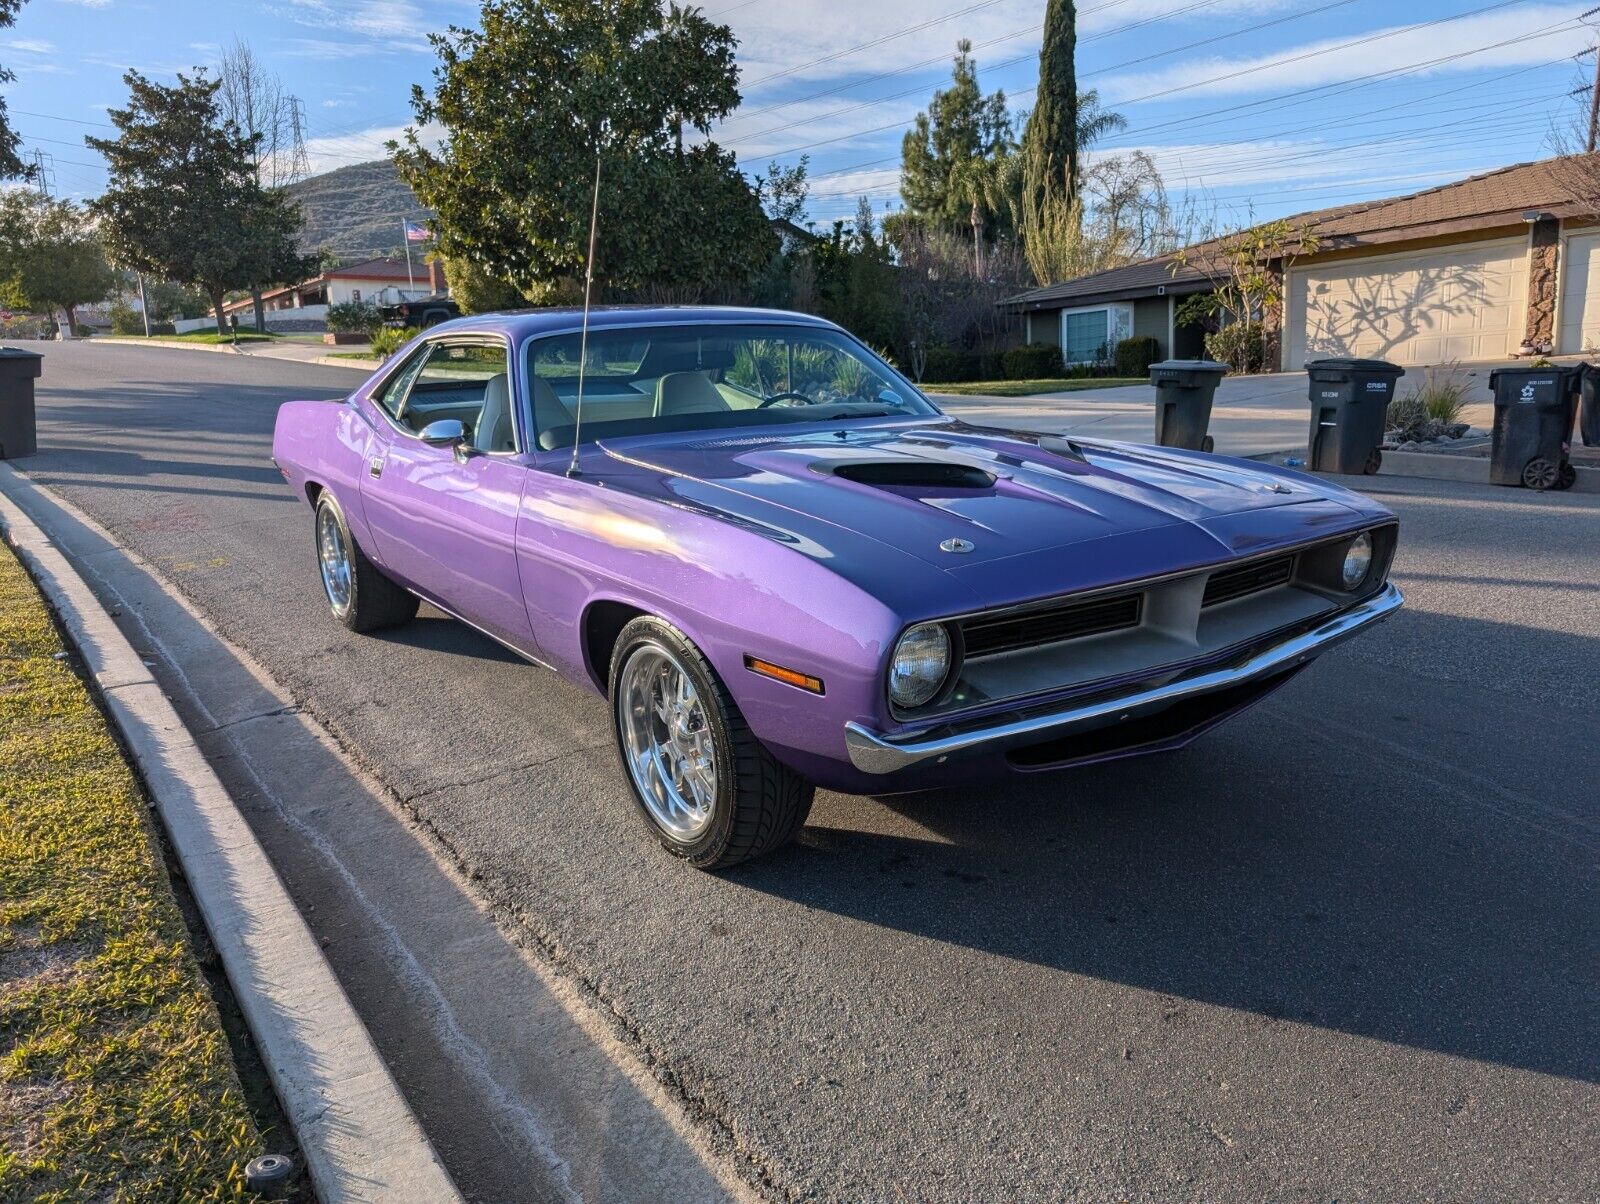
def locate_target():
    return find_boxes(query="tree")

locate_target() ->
[395,0,775,301]
[1173,217,1320,372]
[0,191,116,333]
[87,71,316,334]
[444,254,528,314]
[217,38,311,330]
[0,1,30,180]
[899,40,1016,245]
[1021,0,1077,219]
[754,156,809,225]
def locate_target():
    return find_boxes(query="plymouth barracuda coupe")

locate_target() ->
[272,307,1401,869]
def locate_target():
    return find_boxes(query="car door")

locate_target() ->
[359,333,538,651]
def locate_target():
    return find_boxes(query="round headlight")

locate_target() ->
[1341,532,1373,589]
[889,622,952,708]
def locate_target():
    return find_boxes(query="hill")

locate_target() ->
[287,159,430,263]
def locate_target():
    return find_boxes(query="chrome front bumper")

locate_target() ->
[843,582,1403,775]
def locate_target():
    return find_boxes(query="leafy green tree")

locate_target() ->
[899,41,1016,243]
[754,156,810,225]
[444,254,528,315]
[810,197,900,351]
[0,1,30,180]
[396,0,775,300]
[0,191,116,333]
[86,71,315,334]
[1022,0,1078,218]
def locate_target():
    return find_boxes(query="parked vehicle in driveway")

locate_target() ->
[271,308,1402,868]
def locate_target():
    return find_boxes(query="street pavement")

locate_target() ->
[11,340,1599,1202]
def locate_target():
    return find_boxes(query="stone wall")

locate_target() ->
[1523,218,1560,351]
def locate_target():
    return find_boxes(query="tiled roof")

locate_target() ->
[1006,153,1600,309]
[324,257,419,281]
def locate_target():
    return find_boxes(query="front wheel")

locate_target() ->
[610,617,814,869]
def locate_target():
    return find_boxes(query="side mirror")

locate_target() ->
[418,418,466,447]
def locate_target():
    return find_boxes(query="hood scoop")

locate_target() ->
[824,460,997,490]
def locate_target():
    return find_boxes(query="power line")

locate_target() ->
[725,0,1342,150]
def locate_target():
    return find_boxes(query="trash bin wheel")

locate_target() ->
[1201,435,1215,453]
[1556,462,1577,491]
[1521,457,1561,490]
[1364,448,1383,475]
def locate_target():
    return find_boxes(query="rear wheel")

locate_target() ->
[314,492,418,632]
[610,617,814,869]
[1522,457,1560,491]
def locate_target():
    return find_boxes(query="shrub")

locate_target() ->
[327,299,381,335]
[368,325,411,360]
[1001,342,1063,380]
[1410,361,1471,425]
[108,299,145,336]
[920,346,978,383]
[1205,321,1268,373]
[1114,335,1161,377]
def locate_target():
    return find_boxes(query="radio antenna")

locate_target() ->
[566,148,603,477]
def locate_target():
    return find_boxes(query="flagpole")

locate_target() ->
[401,219,416,292]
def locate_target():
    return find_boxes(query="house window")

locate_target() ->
[1063,309,1109,364]
[352,289,361,302]
[1060,304,1134,364]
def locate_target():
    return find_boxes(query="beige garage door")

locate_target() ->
[1286,238,1528,369]
[1558,230,1600,354]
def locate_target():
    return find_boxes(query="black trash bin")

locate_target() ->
[0,347,42,460]
[1149,359,1227,452]
[1488,364,1580,490]
[1304,357,1405,474]
[1579,362,1599,449]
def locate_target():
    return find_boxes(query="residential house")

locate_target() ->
[222,256,441,319]
[1003,154,1600,370]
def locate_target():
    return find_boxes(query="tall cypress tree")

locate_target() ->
[1022,0,1077,214]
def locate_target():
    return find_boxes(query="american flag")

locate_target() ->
[403,220,431,242]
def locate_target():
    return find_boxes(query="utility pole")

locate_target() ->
[137,273,152,338]
[1589,41,1600,153]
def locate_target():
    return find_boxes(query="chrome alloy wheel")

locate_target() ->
[317,506,353,614]
[617,641,719,841]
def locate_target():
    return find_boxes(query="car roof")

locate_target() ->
[428,305,845,340]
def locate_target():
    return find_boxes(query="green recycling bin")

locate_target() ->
[1305,358,1405,474]
[0,347,42,460]
[1149,359,1227,452]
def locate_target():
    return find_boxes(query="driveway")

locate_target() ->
[10,341,1599,1202]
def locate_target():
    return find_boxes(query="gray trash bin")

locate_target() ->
[1305,357,1405,474]
[0,347,42,460]
[1149,359,1227,452]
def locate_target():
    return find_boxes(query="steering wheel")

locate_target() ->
[757,391,815,409]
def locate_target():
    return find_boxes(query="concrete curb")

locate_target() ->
[93,337,375,371]
[1376,447,1600,493]
[0,463,462,1204]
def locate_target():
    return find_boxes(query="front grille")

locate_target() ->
[1202,555,1295,607]
[961,592,1142,658]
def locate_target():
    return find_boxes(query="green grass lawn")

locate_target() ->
[924,376,1148,397]
[159,331,279,345]
[0,542,265,1201]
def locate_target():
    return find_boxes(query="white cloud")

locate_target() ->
[5,39,56,54]
[1102,3,1594,101]
[298,120,443,176]
[51,0,113,9]
[268,0,437,54]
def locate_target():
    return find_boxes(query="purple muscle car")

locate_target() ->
[271,307,1401,868]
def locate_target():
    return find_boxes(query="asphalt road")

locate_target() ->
[13,341,1599,1202]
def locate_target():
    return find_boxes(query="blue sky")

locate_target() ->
[3,0,1595,230]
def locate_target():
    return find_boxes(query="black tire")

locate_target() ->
[1556,462,1577,491]
[1200,434,1215,454]
[1521,457,1560,491]
[609,616,814,870]
[1364,447,1383,475]
[313,491,419,633]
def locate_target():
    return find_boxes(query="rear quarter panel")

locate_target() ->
[272,398,384,552]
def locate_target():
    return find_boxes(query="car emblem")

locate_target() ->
[939,537,975,554]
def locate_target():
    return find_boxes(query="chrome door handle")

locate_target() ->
[369,456,384,479]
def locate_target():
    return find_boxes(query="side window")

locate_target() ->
[400,340,513,452]
[372,345,430,420]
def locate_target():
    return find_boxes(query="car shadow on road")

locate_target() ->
[727,614,1600,1085]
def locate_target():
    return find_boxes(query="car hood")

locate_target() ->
[595,419,1371,574]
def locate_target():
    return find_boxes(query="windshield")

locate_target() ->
[523,323,936,450]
